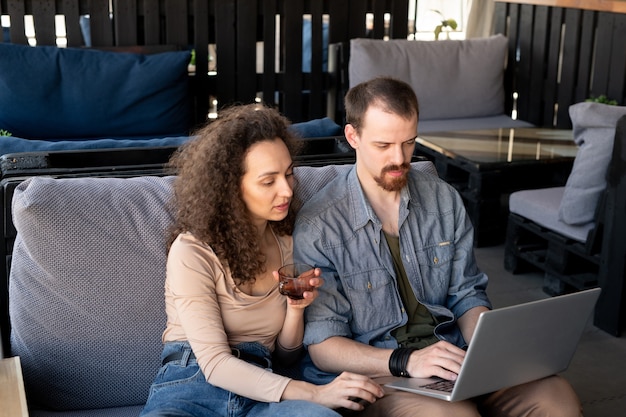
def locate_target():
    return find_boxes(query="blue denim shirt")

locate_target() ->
[293,165,491,382]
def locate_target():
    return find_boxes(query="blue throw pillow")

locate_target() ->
[0,135,192,156]
[290,117,342,138]
[0,43,190,139]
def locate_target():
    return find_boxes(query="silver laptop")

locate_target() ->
[385,287,601,401]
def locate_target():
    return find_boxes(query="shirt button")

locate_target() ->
[434,256,439,264]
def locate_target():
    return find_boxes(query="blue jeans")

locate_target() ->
[140,341,340,417]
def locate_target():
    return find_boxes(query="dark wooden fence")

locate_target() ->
[494,1,626,128]
[0,0,409,128]
[1,1,624,129]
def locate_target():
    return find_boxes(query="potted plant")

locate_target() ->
[432,10,458,40]
[585,95,618,106]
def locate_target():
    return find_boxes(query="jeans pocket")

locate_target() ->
[148,362,205,397]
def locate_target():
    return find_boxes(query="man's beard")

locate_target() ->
[374,163,410,191]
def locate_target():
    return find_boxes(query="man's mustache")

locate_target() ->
[381,163,410,174]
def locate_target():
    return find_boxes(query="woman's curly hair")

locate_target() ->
[167,103,302,285]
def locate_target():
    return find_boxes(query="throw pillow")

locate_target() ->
[289,117,342,138]
[348,35,508,121]
[559,102,626,225]
[0,43,190,139]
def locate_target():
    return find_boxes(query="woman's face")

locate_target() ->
[240,138,294,225]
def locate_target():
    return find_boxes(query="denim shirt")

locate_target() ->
[293,165,491,382]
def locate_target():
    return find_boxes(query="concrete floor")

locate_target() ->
[474,244,626,417]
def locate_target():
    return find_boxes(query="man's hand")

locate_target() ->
[405,340,466,381]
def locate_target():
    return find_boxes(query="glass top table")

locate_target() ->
[414,127,577,247]
[417,127,577,167]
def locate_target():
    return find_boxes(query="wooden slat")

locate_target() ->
[541,6,563,127]
[283,0,305,121]
[507,4,522,117]
[573,10,597,104]
[235,0,258,105]
[390,0,409,39]
[348,0,367,39]
[371,0,386,39]
[605,12,626,105]
[31,0,57,46]
[595,115,626,336]
[327,0,349,43]
[6,0,28,44]
[515,4,534,122]
[308,1,326,118]
[555,7,583,128]
[494,2,515,114]
[141,0,161,45]
[192,0,211,125]
[527,6,549,124]
[60,0,84,47]
[596,11,626,105]
[214,0,237,106]
[89,0,114,46]
[113,0,137,46]
[261,0,278,108]
[165,0,187,46]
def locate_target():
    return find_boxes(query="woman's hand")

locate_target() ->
[273,267,323,309]
[284,372,384,410]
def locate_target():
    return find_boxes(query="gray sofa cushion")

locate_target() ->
[349,35,508,121]
[10,176,176,411]
[418,115,533,134]
[559,102,626,225]
[8,161,437,414]
[509,187,593,243]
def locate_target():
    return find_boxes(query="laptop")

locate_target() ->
[385,287,601,401]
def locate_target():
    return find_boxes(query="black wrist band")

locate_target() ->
[389,347,415,377]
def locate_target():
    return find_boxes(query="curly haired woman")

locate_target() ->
[140,104,383,417]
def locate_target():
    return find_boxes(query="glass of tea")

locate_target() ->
[278,263,315,299]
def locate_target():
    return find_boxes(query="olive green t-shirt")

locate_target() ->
[384,232,439,349]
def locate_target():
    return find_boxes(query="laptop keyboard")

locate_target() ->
[422,379,456,392]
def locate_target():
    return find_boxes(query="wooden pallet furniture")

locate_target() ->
[504,115,626,336]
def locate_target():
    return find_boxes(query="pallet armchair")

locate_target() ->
[504,105,626,336]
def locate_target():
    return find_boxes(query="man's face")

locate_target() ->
[346,105,417,192]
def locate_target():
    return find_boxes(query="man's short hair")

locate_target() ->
[345,76,419,133]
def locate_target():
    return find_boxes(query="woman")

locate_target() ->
[140,104,383,417]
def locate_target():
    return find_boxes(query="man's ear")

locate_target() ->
[344,123,359,150]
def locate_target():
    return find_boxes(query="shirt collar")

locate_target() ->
[347,166,412,231]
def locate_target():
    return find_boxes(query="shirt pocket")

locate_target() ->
[415,242,455,289]
[341,267,399,334]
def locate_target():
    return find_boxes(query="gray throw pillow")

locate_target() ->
[559,102,626,225]
[348,35,508,120]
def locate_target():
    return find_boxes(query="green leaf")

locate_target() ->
[434,25,442,40]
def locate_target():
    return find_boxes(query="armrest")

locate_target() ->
[0,357,29,416]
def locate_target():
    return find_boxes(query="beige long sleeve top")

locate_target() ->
[162,231,293,402]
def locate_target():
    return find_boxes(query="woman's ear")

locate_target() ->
[344,123,359,150]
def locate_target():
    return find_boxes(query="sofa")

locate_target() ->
[0,43,343,158]
[342,34,534,133]
[0,156,436,416]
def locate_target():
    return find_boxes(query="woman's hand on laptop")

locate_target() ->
[406,341,466,381]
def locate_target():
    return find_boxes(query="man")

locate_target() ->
[293,76,581,416]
